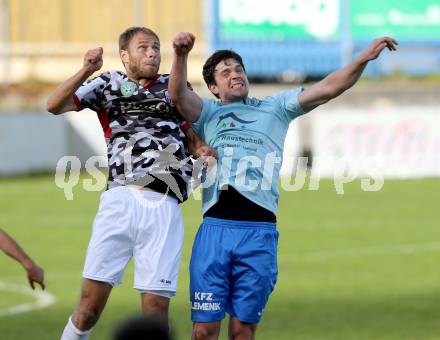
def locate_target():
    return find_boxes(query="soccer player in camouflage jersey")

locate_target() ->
[47,27,215,340]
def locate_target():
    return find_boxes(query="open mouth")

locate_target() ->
[231,83,244,89]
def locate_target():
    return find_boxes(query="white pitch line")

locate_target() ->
[279,241,440,262]
[0,281,56,317]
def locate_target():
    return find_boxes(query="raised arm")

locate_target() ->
[0,229,45,290]
[299,37,398,113]
[169,32,203,122]
[46,47,104,115]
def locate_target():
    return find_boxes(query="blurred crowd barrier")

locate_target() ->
[2,107,439,179]
[309,108,440,179]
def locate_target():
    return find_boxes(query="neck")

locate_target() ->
[221,96,247,104]
[126,72,158,86]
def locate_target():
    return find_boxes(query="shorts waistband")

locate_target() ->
[202,217,276,229]
[106,185,178,204]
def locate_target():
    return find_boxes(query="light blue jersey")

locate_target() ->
[191,87,305,215]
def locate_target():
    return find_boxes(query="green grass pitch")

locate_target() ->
[0,175,439,339]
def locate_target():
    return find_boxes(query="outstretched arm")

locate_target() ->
[0,229,45,290]
[299,37,398,113]
[46,47,104,115]
[169,32,203,122]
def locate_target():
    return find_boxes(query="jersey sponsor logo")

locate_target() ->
[216,112,256,127]
[218,134,263,145]
[119,99,173,114]
[120,81,137,97]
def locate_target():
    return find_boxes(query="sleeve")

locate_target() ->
[189,98,216,141]
[271,87,306,122]
[73,72,110,112]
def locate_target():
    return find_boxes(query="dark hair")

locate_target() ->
[202,50,246,86]
[114,315,172,340]
[119,27,159,50]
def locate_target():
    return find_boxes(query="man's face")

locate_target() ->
[121,32,161,80]
[209,58,249,103]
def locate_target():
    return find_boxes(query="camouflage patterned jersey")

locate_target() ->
[73,71,192,202]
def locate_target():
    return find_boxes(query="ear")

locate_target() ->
[208,83,219,97]
[120,49,129,66]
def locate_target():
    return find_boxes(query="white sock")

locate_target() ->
[60,317,92,340]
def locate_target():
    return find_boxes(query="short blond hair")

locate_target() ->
[118,27,159,50]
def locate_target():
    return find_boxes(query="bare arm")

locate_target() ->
[46,47,104,115]
[169,32,203,123]
[0,229,45,290]
[185,126,205,156]
[185,126,217,159]
[299,37,398,113]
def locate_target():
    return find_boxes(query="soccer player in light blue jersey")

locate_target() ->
[169,32,397,340]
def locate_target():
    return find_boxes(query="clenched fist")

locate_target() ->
[83,47,103,74]
[173,32,195,56]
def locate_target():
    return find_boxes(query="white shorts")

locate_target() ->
[83,186,184,295]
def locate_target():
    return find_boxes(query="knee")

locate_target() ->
[192,323,219,340]
[142,294,170,319]
[192,327,210,340]
[229,323,256,340]
[73,305,101,330]
[148,297,168,311]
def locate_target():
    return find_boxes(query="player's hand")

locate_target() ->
[359,37,398,62]
[83,47,103,74]
[195,145,218,170]
[173,32,195,56]
[195,145,218,159]
[25,262,45,290]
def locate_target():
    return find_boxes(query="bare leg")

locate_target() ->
[228,317,257,340]
[141,292,170,321]
[71,279,112,331]
[192,321,221,340]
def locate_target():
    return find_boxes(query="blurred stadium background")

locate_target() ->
[0,0,439,339]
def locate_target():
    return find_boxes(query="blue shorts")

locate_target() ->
[190,217,278,324]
